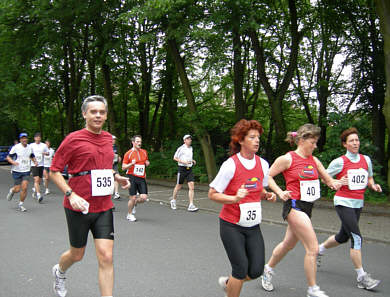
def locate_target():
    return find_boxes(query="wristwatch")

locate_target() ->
[65,189,73,197]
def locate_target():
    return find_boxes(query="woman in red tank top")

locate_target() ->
[209,119,276,297]
[260,124,341,297]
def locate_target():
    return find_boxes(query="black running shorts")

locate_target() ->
[176,166,194,184]
[282,199,313,220]
[127,175,148,196]
[31,166,44,178]
[64,208,114,248]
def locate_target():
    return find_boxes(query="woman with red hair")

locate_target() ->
[209,119,276,297]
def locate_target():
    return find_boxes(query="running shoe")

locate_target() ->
[316,253,323,268]
[52,264,67,297]
[32,187,36,199]
[126,213,137,222]
[37,193,43,203]
[45,188,50,195]
[261,268,274,291]
[132,206,136,215]
[6,189,14,201]
[357,273,381,290]
[113,192,120,200]
[170,199,177,210]
[187,204,199,212]
[307,286,329,297]
[218,276,228,297]
[18,204,27,212]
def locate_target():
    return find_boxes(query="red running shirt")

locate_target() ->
[219,154,264,224]
[335,154,368,200]
[50,129,114,213]
[123,148,149,178]
[282,151,319,200]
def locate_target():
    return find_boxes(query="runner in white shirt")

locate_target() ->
[30,132,49,202]
[170,134,199,212]
[6,133,37,212]
[43,139,55,195]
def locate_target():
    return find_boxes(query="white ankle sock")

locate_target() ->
[264,264,273,272]
[318,244,326,255]
[355,267,365,279]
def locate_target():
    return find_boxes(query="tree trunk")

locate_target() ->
[375,0,390,197]
[231,1,245,121]
[102,63,119,138]
[167,37,217,181]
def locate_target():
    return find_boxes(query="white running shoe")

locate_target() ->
[187,204,199,212]
[45,188,50,195]
[307,285,329,297]
[132,206,136,215]
[357,273,381,290]
[37,193,43,203]
[6,188,14,201]
[19,204,27,212]
[126,213,137,222]
[218,276,228,297]
[113,192,120,200]
[52,264,67,297]
[32,187,36,199]
[261,268,274,291]
[170,199,177,210]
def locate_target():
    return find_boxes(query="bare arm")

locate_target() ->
[208,186,247,204]
[314,157,341,191]
[49,170,87,211]
[267,154,292,201]
[367,176,382,192]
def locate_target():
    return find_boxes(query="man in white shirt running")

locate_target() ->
[30,132,49,202]
[6,133,37,212]
[43,139,55,195]
[170,135,198,212]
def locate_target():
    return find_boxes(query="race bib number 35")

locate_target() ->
[238,202,262,227]
[347,169,368,190]
[300,179,320,202]
[91,170,114,196]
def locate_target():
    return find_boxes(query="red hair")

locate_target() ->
[229,119,264,155]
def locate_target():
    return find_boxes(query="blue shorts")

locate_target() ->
[12,171,30,185]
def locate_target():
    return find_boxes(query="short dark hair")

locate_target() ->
[131,135,142,143]
[340,127,359,145]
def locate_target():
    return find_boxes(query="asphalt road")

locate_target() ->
[0,166,389,297]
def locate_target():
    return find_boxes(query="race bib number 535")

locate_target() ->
[91,170,114,196]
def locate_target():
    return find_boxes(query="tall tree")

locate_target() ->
[375,0,390,195]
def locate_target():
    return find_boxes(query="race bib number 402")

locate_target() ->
[300,179,320,202]
[347,169,368,190]
[91,169,114,196]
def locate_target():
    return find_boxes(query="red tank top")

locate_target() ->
[219,154,264,224]
[335,154,368,200]
[282,151,319,200]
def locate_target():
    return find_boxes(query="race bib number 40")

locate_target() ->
[300,179,320,202]
[347,169,368,190]
[91,170,114,196]
[238,202,262,227]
